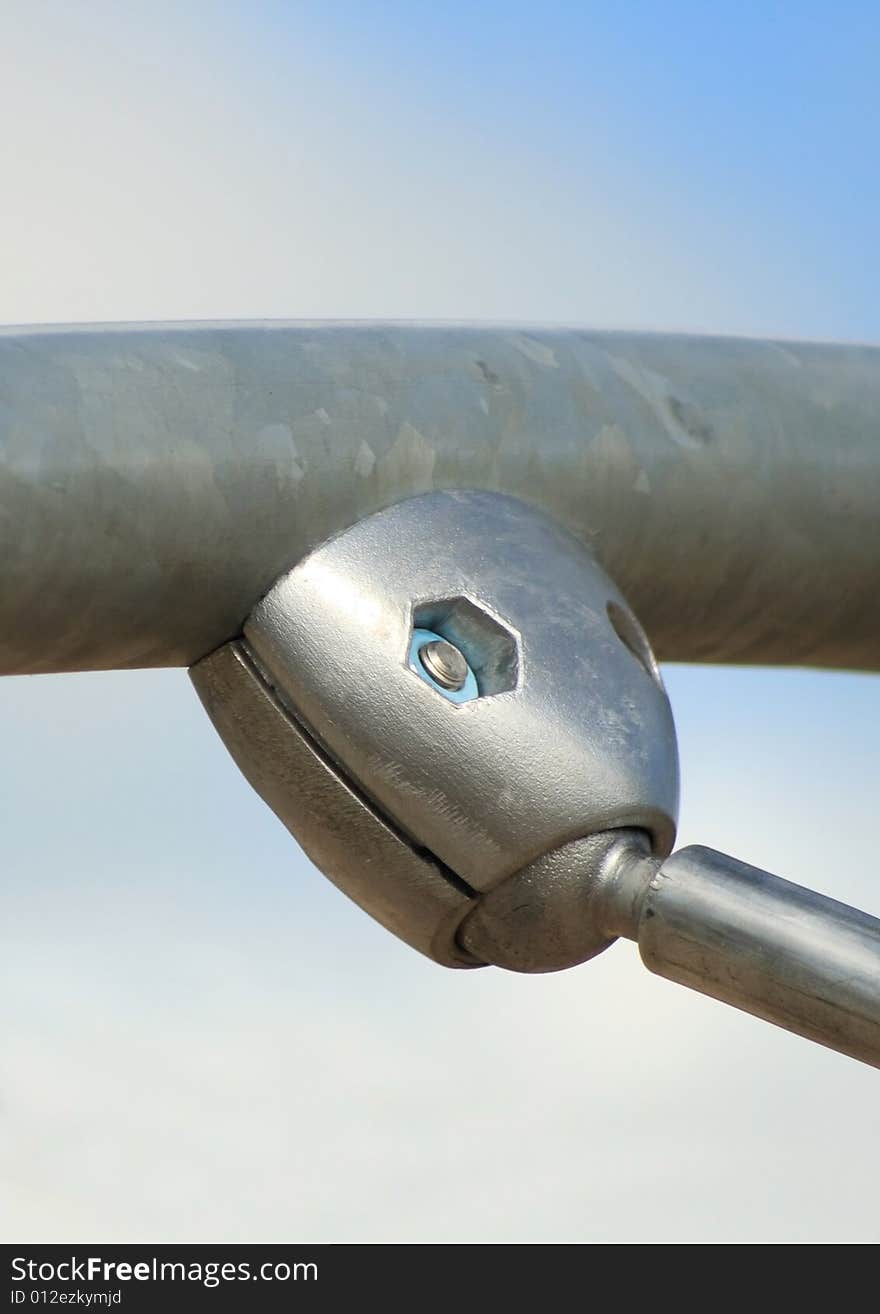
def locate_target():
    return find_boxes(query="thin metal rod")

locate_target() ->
[604,845,880,1069]
[2,323,880,675]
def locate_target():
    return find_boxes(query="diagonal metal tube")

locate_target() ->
[601,845,880,1069]
[2,322,880,675]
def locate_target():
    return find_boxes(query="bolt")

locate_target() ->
[418,638,470,692]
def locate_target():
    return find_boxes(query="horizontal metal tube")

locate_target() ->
[2,323,880,674]
[615,845,880,1068]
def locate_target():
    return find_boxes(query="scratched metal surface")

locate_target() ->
[1,322,879,674]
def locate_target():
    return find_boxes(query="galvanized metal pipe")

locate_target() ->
[2,323,880,675]
[603,845,880,1068]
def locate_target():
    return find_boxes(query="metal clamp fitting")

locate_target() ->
[191,490,679,968]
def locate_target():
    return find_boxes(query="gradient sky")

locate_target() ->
[2,1,879,1243]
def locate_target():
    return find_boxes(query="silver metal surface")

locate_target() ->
[242,490,679,892]
[604,845,880,1068]
[7,319,880,1062]
[3,322,880,675]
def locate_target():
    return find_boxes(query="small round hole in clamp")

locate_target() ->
[606,600,663,686]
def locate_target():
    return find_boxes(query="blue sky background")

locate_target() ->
[2,1,879,1242]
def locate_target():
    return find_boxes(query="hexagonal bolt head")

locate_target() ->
[418,638,470,691]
